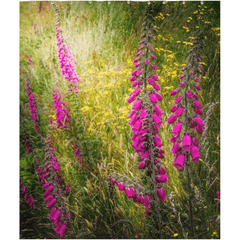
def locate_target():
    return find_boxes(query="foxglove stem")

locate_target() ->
[126,3,165,238]
[24,69,42,136]
[36,135,74,237]
[53,87,70,129]
[20,179,36,209]
[74,143,83,165]
[168,30,206,238]
[148,107,162,239]
[53,2,80,94]
[184,62,195,238]
[23,129,31,154]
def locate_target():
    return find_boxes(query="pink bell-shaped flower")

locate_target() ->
[157,188,167,202]
[191,146,201,162]
[172,122,182,138]
[182,133,192,151]
[174,154,185,170]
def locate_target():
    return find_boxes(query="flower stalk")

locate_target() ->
[53,2,80,94]
[35,135,74,238]
[168,30,205,238]
[111,4,167,238]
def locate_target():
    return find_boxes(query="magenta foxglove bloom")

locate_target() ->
[127,94,136,103]
[174,154,185,170]
[194,77,199,82]
[191,146,201,162]
[138,160,146,169]
[193,100,202,109]
[131,76,137,82]
[194,108,204,115]
[192,137,200,148]
[132,69,138,76]
[155,92,163,101]
[187,91,193,99]
[131,81,138,87]
[167,114,177,124]
[133,58,139,63]
[174,96,182,103]
[148,78,154,85]
[171,140,180,154]
[156,174,168,183]
[170,104,179,113]
[27,55,33,67]
[196,125,204,134]
[152,74,159,81]
[149,93,158,103]
[48,198,56,208]
[117,182,125,191]
[155,135,163,147]
[48,207,57,220]
[196,84,201,90]
[195,116,203,127]
[144,195,152,208]
[157,188,167,202]
[182,134,192,151]
[193,93,198,100]
[152,64,157,70]
[136,70,143,76]
[172,122,182,138]
[154,104,164,117]
[175,107,184,117]
[133,87,141,96]
[145,59,150,64]
[170,89,178,96]
[179,74,184,79]
[58,223,67,238]
[158,166,167,175]
[217,192,220,199]
[44,194,54,202]
[179,81,185,87]
[153,83,161,91]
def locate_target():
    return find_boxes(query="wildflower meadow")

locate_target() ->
[17,0,222,239]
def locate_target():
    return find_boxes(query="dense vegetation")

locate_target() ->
[20,1,220,239]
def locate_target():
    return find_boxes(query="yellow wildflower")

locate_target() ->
[81,106,92,112]
[174,233,178,237]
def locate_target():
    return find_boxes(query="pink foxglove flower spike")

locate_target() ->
[168,30,206,239]
[109,4,166,238]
